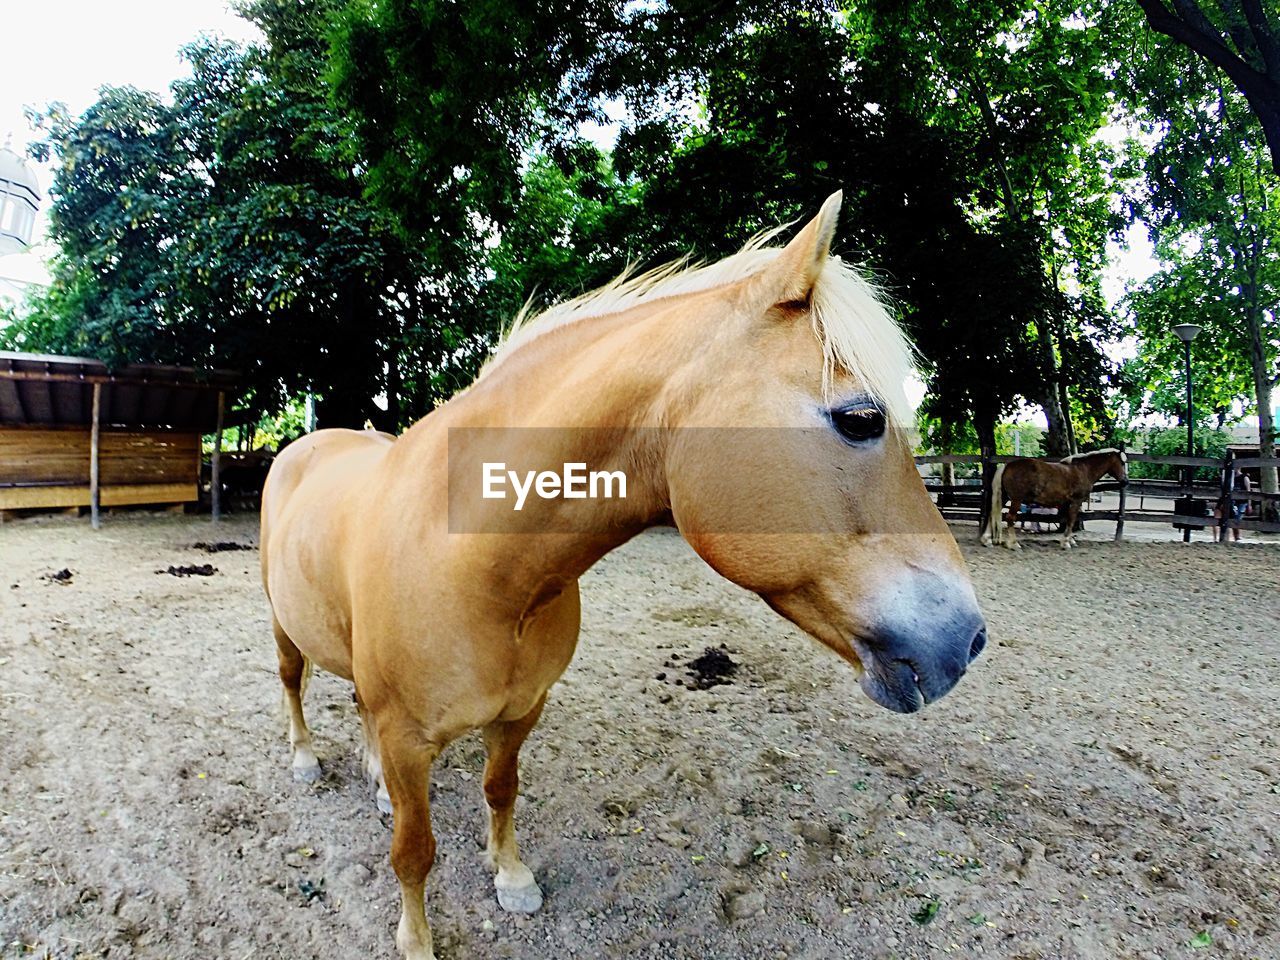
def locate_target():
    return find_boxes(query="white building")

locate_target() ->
[0,144,46,313]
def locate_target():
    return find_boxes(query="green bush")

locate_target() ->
[997,422,1045,458]
[1131,426,1232,483]
[915,416,1044,459]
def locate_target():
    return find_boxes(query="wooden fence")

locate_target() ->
[915,452,1280,542]
[0,424,201,518]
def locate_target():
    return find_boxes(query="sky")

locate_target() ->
[0,1,262,293]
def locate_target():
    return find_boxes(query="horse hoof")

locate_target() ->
[496,879,543,914]
[293,763,321,784]
[496,870,542,911]
[395,916,437,960]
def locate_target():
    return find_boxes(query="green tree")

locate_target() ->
[8,7,433,428]
[1133,0,1280,176]
[1119,257,1261,426]
[1120,35,1279,493]
[604,4,1122,462]
[325,0,632,353]
[13,89,189,365]
[853,0,1128,456]
[480,145,642,326]
[1130,424,1234,481]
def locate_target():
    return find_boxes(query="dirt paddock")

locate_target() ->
[1,514,1277,960]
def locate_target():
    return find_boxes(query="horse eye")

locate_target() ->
[830,405,886,444]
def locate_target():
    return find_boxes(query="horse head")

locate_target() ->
[1106,448,1128,484]
[663,193,988,713]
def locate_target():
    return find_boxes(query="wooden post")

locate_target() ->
[1219,453,1234,546]
[211,390,225,523]
[1114,480,1127,542]
[1181,461,1191,542]
[89,382,102,530]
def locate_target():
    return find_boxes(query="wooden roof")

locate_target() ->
[0,351,238,432]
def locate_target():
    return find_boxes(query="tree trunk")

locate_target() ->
[977,416,997,462]
[1255,95,1280,179]
[934,420,957,506]
[1033,320,1071,457]
[977,412,999,532]
[1039,386,1071,458]
[1247,307,1278,498]
[1239,232,1278,502]
[1059,380,1078,454]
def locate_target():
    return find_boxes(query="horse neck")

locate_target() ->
[438,303,699,591]
[1075,454,1115,484]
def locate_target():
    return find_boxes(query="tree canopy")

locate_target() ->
[7,17,419,428]
[2,0,1274,468]
[1116,14,1279,488]
[1134,0,1280,175]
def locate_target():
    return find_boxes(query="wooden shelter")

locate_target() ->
[0,351,238,525]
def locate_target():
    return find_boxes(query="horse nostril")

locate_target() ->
[969,627,988,663]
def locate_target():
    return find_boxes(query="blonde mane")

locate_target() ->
[479,230,917,427]
[1062,448,1124,463]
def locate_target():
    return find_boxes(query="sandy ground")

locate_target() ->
[1,513,1278,960]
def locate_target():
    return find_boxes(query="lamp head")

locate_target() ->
[1173,323,1203,344]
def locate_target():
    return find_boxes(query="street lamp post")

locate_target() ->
[1173,323,1202,542]
[1173,323,1201,462]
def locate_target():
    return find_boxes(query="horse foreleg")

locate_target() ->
[482,696,547,914]
[380,718,441,960]
[1003,500,1023,550]
[1061,502,1080,548]
[274,616,320,783]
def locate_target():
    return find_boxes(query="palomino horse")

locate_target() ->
[260,193,988,960]
[980,449,1127,550]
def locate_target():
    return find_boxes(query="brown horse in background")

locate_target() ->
[981,449,1127,550]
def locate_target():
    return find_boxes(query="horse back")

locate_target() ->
[260,428,395,593]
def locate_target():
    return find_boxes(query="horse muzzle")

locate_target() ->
[852,574,987,714]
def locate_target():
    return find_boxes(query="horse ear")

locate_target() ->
[763,191,842,307]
